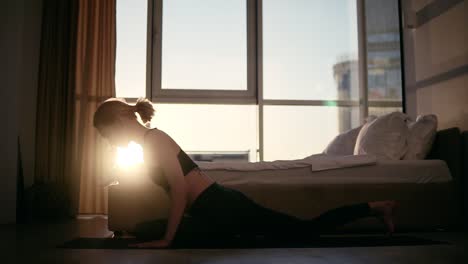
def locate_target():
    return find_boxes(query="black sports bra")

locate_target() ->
[177,148,199,176]
[144,128,199,176]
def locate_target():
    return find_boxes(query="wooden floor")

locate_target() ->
[2,216,468,264]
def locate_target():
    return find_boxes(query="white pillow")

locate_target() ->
[323,126,362,156]
[354,112,410,160]
[403,114,438,160]
[323,115,377,156]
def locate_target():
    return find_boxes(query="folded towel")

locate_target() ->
[305,154,377,171]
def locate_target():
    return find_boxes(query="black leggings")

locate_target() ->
[133,183,372,242]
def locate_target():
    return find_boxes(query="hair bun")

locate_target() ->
[134,98,155,124]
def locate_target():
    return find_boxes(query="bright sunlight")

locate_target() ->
[115,141,144,169]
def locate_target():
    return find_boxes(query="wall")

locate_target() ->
[18,0,42,190]
[0,0,42,224]
[403,0,468,130]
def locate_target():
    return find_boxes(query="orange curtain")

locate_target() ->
[74,0,116,214]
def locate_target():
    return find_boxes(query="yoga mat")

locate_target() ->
[58,235,449,249]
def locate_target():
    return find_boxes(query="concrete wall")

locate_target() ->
[403,0,468,130]
[0,0,42,224]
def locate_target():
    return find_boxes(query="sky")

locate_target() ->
[115,0,362,161]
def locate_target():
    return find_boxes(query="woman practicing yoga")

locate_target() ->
[93,98,397,248]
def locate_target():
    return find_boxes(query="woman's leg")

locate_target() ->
[187,183,304,238]
[213,190,397,237]
[241,201,375,238]
[304,203,372,234]
[304,201,397,235]
[199,185,370,237]
[186,183,395,239]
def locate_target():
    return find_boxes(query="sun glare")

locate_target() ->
[115,141,144,169]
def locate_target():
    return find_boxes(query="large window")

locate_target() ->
[116,0,404,162]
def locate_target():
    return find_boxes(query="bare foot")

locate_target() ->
[368,200,397,235]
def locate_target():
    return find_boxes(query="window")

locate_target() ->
[115,0,404,162]
[151,0,256,103]
[161,0,247,91]
[263,0,359,101]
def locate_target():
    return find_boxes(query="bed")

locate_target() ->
[107,128,467,233]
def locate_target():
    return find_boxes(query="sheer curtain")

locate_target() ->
[75,0,116,214]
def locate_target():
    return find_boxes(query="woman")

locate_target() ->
[93,98,397,248]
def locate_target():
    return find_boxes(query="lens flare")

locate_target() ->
[115,141,144,169]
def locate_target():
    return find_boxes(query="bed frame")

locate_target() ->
[461,130,468,229]
[427,127,467,229]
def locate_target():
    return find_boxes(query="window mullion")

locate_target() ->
[150,0,163,102]
[256,0,264,162]
[357,0,369,123]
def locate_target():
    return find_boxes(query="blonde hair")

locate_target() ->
[93,97,155,130]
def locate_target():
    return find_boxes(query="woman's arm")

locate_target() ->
[160,146,187,243]
[130,130,187,248]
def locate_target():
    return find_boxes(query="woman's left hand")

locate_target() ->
[129,239,171,249]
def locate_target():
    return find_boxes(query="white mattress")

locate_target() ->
[204,159,452,185]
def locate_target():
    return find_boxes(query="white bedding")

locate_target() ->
[202,159,452,185]
[197,154,377,172]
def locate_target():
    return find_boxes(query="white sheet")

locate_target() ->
[203,159,452,185]
[197,154,377,172]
